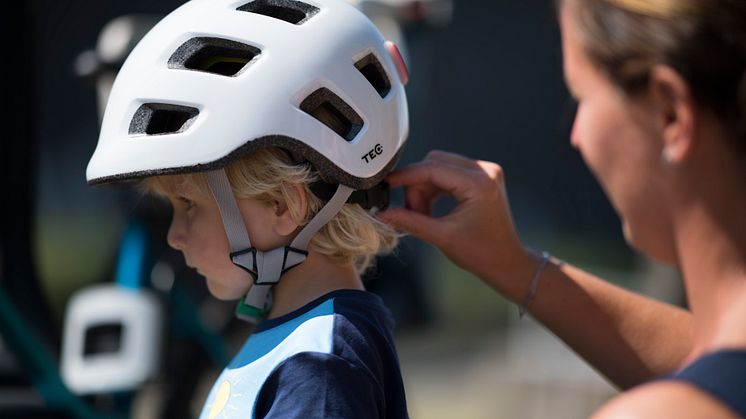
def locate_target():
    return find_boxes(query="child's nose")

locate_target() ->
[167,216,186,251]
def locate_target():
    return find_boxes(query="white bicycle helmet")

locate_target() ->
[86,0,409,322]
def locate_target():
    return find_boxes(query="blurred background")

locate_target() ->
[1,0,686,418]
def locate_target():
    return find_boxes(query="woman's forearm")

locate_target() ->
[491,256,694,389]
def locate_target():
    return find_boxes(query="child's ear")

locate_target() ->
[273,184,308,237]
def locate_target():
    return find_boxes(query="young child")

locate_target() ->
[85,0,411,417]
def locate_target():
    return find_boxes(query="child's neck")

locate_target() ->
[266,251,363,319]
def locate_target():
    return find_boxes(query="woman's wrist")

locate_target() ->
[481,244,541,303]
[518,250,552,318]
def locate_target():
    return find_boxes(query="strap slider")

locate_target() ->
[230,246,308,285]
[230,247,258,279]
[282,246,309,273]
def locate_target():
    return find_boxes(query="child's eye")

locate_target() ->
[178,197,195,210]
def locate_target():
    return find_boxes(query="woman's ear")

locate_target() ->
[273,184,308,237]
[649,65,696,164]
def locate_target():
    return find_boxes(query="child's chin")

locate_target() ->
[205,279,251,301]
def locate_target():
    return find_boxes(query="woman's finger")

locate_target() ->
[377,207,449,246]
[424,149,484,170]
[386,160,476,201]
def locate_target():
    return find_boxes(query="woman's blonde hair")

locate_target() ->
[144,147,399,274]
[561,0,746,151]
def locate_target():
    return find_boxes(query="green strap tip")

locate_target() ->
[235,300,266,323]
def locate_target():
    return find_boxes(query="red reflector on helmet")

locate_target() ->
[385,41,409,86]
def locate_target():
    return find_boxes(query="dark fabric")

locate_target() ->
[669,350,746,417]
[254,290,409,419]
[255,352,383,419]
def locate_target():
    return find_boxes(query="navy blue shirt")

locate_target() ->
[667,350,746,417]
[199,290,409,419]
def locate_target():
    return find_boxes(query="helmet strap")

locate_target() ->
[206,169,352,323]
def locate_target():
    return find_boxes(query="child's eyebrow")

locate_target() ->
[141,176,187,199]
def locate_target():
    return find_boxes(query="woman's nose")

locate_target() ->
[569,107,582,150]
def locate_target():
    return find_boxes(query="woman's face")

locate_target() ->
[560,2,677,264]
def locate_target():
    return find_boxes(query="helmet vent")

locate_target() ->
[168,37,261,77]
[355,54,391,98]
[129,103,199,136]
[236,0,320,25]
[300,88,363,142]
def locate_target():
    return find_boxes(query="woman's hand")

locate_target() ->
[378,150,533,292]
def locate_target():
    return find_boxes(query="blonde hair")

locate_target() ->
[562,0,746,150]
[143,148,399,274]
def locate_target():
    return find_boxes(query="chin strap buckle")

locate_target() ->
[235,298,267,322]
